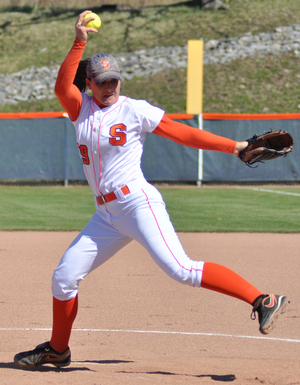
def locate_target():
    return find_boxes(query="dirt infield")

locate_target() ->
[0,231,299,385]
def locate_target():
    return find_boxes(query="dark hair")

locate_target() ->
[73,58,90,92]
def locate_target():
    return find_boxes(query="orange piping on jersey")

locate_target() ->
[202,112,300,120]
[93,97,107,109]
[93,96,121,109]
[90,101,99,195]
[94,96,129,195]
[153,114,237,154]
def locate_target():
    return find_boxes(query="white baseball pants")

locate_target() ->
[52,181,204,301]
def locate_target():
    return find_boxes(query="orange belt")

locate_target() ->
[96,185,130,205]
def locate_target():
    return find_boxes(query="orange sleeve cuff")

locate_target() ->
[153,115,237,154]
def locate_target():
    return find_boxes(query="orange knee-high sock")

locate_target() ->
[201,262,262,305]
[50,295,78,352]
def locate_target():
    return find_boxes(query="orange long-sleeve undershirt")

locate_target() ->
[55,38,86,122]
[154,116,237,153]
[55,38,237,153]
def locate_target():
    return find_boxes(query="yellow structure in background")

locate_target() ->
[186,40,204,115]
[186,40,204,186]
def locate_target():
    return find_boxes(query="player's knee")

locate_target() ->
[51,268,79,301]
[170,265,203,288]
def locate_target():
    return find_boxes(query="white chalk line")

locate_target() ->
[0,327,299,344]
[241,187,300,197]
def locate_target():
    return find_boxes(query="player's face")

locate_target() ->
[86,78,121,106]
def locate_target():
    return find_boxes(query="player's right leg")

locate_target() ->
[14,212,131,369]
[14,342,70,369]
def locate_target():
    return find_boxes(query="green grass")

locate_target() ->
[1,0,300,113]
[1,185,300,232]
[0,186,95,230]
[162,187,300,232]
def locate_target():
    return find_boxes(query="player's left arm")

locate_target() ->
[153,115,247,156]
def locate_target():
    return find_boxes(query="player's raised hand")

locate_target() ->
[75,10,98,42]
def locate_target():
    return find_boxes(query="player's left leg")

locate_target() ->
[114,183,259,299]
[201,262,262,303]
[110,183,205,286]
[111,183,288,333]
[200,262,289,334]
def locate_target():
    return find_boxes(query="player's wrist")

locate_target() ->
[74,37,87,45]
[234,141,248,157]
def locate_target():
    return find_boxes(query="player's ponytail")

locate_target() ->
[73,58,90,92]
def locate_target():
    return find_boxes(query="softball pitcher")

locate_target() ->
[14,11,289,369]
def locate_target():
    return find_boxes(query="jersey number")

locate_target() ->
[109,124,127,146]
[78,144,90,165]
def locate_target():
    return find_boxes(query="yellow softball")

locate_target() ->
[83,13,101,30]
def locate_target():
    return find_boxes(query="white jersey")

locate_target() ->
[73,94,165,196]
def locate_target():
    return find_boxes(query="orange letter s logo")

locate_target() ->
[109,124,127,146]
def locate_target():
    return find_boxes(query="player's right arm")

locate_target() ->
[55,11,98,121]
[55,38,85,121]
